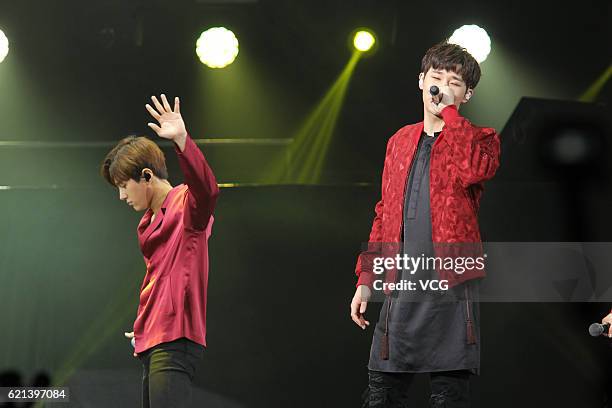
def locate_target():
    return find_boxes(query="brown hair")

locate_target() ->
[420,42,481,89]
[100,136,168,186]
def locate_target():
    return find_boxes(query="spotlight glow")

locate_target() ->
[195,27,239,68]
[0,29,9,63]
[448,24,491,63]
[353,30,375,52]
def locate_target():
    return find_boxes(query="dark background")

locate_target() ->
[0,0,611,406]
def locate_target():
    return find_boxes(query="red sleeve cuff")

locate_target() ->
[440,104,461,123]
[356,271,376,289]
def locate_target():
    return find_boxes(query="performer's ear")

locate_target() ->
[418,73,424,90]
[463,88,474,103]
[141,169,152,182]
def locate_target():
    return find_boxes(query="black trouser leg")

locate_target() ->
[366,370,471,408]
[140,338,204,408]
[367,370,414,408]
[142,362,150,408]
[429,370,471,408]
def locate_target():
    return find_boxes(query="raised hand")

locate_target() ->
[145,94,187,150]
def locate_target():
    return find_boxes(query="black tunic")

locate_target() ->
[368,131,480,374]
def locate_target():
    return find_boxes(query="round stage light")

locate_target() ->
[195,27,239,69]
[448,24,491,63]
[353,30,376,52]
[0,29,9,63]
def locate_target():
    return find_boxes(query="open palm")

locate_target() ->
[145,94,186,141]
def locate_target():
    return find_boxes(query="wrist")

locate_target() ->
[357,284,372,299]
[175,131,187,143]
[440,104,460,123]
[174,132,188,152]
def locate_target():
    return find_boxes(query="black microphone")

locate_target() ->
[430,85,441,104]
[589,322,610,337]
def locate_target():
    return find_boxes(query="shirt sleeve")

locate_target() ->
[174,134,220,231]
[440,105,501,188]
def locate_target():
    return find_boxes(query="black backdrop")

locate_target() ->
[0,0,611,406]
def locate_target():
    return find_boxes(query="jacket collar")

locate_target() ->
[410,121,451,149]
[137,186,178,249]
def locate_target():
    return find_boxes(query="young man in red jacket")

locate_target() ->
[350,43,501,407]
[101,94,220,408]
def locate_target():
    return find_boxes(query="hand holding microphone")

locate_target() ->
[430,85,442,103]
[589,322,610,337]
[589,313,612,338]
[429,85,455,114]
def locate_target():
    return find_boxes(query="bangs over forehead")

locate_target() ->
[421,42,481,89]
[109,154,139,187]
[101,136,168,187]
[429,63,465,81]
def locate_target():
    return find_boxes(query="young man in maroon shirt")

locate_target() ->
[350,43,501,407]
[101,94,219,408]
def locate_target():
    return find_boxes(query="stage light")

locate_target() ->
[353,30,375,52]
[0,29,9,63]
[260,51,362,184]
[579,64,612,102]
[195,27,239,68]
[448,24,491,63]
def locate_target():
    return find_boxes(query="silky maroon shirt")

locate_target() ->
[133,135,219,354]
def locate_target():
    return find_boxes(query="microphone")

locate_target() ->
[430,85,442,104]
[588,322,610,337]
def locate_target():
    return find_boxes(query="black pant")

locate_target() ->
[138,337,204,408]
[366,370,471,408]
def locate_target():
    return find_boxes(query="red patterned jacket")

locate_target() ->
[355,105,501,289]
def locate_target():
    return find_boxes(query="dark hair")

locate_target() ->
[420,42,481,89]
[100,136,168,186]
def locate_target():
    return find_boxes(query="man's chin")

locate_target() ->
[426,107,442,118]
[423,103,439,117]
